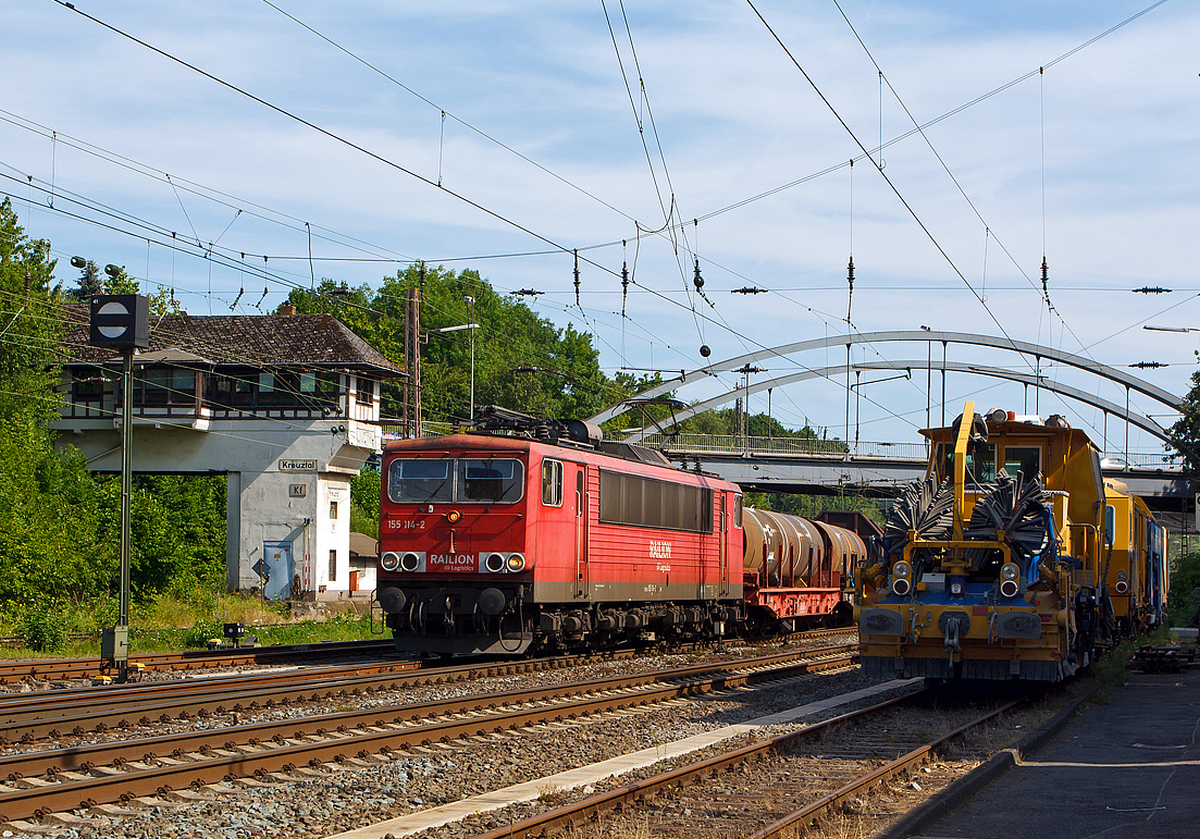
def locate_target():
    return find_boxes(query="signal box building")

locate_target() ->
[54,305,402,600]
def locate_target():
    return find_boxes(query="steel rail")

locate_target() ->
[0,646,854,778]
[0,639,400,683]
[0,651,855,822]
[1,633,856,740]
[0,645,661,738]
[747,698,1024,839]
[469,690,1023,839]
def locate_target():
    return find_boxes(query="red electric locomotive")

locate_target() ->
[375,407,871,656]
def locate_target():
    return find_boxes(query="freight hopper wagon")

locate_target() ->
[856,402,1167,682]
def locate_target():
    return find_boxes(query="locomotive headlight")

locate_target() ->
[483,553,506,574]
[1115,569,1128,593]
[893,561,912,579]
[506,553,526,573]
[999,563,1019,598]
[891,561,913,596]
[381,552,401,572]
[400,552,422,572]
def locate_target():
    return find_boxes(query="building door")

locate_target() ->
[261,541,293,600]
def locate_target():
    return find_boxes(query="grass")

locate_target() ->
[0,592,383,658]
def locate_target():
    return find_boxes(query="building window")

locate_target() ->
[330,500,339,521]
[136,366,197,406]
[355,376,375,406]
[329,550,337,582]
[72,367,106,405]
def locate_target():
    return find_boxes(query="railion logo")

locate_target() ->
[428,554,477,572]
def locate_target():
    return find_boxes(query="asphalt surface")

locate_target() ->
[911,665,1200,839]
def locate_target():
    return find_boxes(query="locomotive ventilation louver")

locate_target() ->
[964,471,1053,565]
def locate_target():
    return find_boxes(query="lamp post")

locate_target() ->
[434,311,479,422]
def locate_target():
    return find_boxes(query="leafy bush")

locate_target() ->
[183,619,224,649]
[18,604,70,653]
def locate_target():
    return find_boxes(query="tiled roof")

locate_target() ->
[61,305,403,376]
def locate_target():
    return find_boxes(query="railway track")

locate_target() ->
[465,687,1033,839]
[0,626,855,684]
[0,633,849,744]
[0,644,856,824]
[0,638,400,683]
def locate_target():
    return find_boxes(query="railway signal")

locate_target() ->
[83,267,152,684]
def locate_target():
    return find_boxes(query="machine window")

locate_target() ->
[388,459,453,504]
[541,459,563,506]
[1003,446,1042,481]
[1104,504,1115,547]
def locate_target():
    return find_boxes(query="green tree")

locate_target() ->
[350,468,381,537]
[1169,368,1200,483]
[286,265,634,425]
[69,259,105,299]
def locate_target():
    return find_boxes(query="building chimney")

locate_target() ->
[276,302,296,316]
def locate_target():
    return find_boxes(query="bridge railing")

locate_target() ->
[638,433,928,461]
[639,432,1178,471]
[380,424,1178,472]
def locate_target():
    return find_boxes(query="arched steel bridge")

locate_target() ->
[587,330,1188,510]
[589,330,1180,442]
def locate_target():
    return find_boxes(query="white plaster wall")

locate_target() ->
[54,416,382,598]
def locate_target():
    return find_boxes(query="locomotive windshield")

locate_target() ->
[389,459,453,503]
[386,457,524,504]
[460,459,523,503]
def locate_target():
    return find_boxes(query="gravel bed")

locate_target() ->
[4,651,883,838]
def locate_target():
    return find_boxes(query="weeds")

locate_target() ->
[1,592,378,657]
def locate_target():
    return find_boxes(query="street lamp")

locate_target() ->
[434,309,479,422]
[1143,325,1199,333]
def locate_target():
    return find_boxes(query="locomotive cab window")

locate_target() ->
[1104,504,1115,547]
[734,495,743,529]
[388,459,453,504]
[541,459,563,506]
[1002,446,1041,482]
[936,442,996,484]
[460,459,523,503]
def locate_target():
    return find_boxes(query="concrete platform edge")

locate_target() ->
[871,681,1099,839]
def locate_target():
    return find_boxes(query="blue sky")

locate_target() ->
[3,1,1197,456]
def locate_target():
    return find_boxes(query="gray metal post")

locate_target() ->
[118,345,133,682]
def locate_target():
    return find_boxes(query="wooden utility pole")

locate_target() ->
[403,285,422,438]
